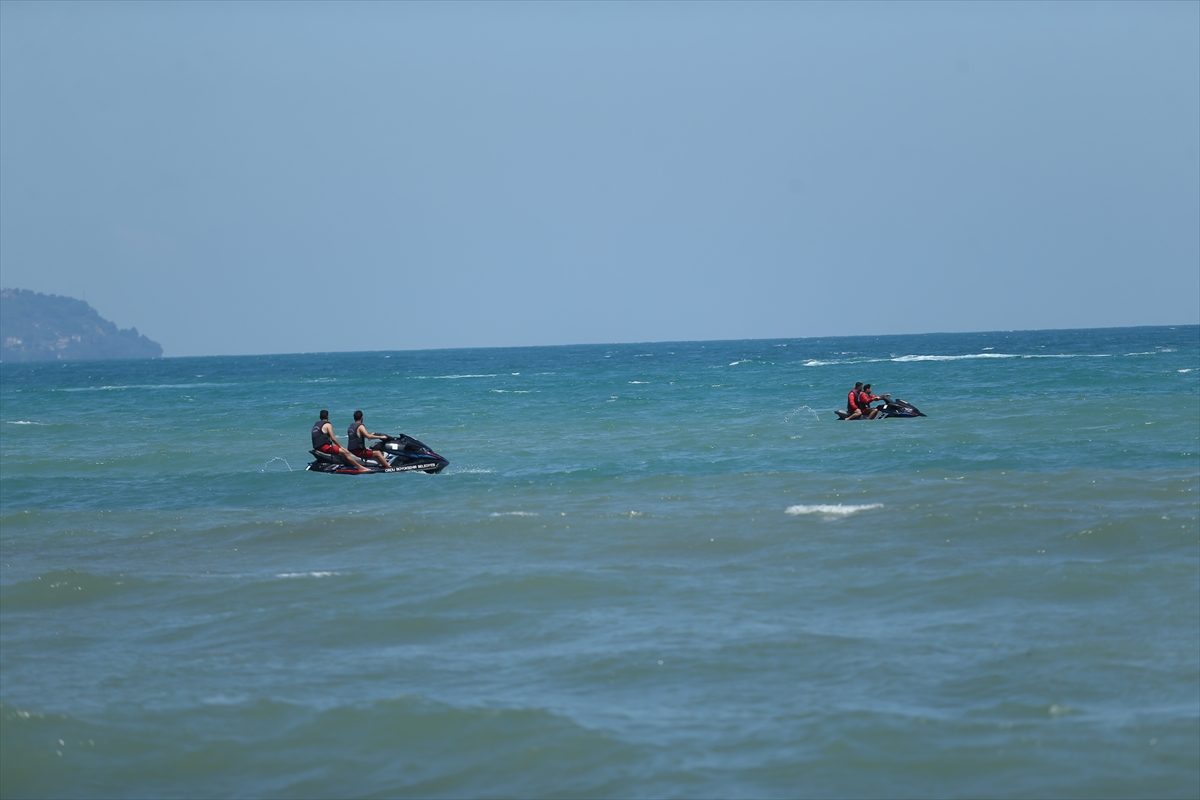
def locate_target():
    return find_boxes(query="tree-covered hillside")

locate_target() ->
[1,289,163,362]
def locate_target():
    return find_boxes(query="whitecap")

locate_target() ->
[61,382,235,392]
[490,511,538,517]
[432,374,498,379]
[1179,369,1193,373]
[6,420,47,425]
[785,503,883,516]
[891,353,1019,362]
[803,360,833,367]
[276,571,341,579]
[629,381,649,384]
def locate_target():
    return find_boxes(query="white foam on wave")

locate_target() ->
[6,420,47,425]
[629,381,649,384]
[892,353,1020,362]
[276,571,340,579]
[890,353,1112,363]
[490,511,538,517]
[429,374,498,380]
[60,382,235,392]
[786,503,883,516]
[1179,369,1194,373]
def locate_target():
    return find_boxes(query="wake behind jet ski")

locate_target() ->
[307,433,448,474]
[835,398,926,420]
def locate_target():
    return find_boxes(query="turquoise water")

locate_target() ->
[2,326,1197,798]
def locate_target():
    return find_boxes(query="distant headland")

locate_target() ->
[1,288,163,362]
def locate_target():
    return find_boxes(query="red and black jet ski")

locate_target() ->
[307,433,449,474]
[835,398,926,420]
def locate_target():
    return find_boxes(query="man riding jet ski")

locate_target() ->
[307,410,448,474]
[835,384,926,420]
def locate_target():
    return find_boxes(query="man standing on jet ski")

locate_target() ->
[347,410,391,471]
[312,410,372,473]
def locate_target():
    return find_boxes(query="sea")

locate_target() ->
[1,325,1197,799]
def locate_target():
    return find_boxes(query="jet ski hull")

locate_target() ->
[306,433,448,474]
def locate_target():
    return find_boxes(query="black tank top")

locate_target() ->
[347,422,365,451]
[311,420,332,448]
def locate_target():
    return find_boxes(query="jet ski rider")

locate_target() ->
[311,410,372,473]
[347,410,391,471]
[857,383,890,420]
[845,382,864,419]
[843,382,890,420]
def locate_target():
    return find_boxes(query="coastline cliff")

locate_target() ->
[1,288,163,362]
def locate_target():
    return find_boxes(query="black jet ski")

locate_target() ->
[835,398,926,420]
[307,434,449,474]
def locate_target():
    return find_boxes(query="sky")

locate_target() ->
[1,1,1197,357]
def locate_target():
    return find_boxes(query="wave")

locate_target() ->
[802,353,1118,366]
[275,572,341,579]
[429,374,498,380]
[890,353,1021,362]
[785,503,884,516]
[5,420,48,425]
[59,383,235,392]
[490,511,538,517]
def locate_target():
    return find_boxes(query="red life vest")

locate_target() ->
[847,390,860,412]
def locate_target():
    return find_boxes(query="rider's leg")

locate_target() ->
[339,446,368,470]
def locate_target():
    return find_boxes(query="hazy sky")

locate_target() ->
[1,1,1197,357]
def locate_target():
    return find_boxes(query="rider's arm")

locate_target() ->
[323,423,341,446]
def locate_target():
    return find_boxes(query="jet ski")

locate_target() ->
[835,398,926,420]
[306,433,449,474]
